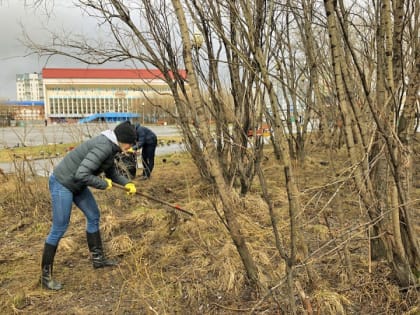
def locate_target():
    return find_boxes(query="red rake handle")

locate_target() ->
[113,183,194,217]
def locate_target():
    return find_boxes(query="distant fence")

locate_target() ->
[0,119,45,127]
[0,119,9,127]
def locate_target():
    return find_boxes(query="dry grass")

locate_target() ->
[0,140,418,314]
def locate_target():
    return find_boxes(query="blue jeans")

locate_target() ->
[45,174,100,246]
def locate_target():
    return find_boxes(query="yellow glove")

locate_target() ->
[126,147,135,154]
[105,178,112,190]
[124,183,136,195]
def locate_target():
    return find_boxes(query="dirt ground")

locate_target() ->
[0,140,419,314]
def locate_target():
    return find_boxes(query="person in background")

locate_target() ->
[41,120,137,290]
[130,123,158,180]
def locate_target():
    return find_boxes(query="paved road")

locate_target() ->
[0,123,185,175]
[0,143,186,176]
[0,122,181,148]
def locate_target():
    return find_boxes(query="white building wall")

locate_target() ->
[16,73,44,101]
[42,77,170,119]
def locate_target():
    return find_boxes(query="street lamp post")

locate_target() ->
[142,101,145,125]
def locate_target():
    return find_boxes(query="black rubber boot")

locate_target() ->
[86,231,118,269]
[41,243,63,290]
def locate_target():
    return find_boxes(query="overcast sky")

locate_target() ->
[0,1,100,100]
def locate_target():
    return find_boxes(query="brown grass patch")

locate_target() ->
[0,139,418,314]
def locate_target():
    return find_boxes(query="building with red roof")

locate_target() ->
[42,68,186,123]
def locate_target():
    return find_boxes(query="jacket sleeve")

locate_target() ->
[105,166,131,186]
[74,145,110,190]
[132,128,145,150]
[105,167,130,186]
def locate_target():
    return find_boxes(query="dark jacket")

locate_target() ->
[53,130,130,194]
[132,124,157,150]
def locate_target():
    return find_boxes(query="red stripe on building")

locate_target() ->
[42,68,186,80]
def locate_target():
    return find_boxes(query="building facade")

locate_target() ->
[42,68,185,122]
[16,72,44,101]
[0,101,45,126]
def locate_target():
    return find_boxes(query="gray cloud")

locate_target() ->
[0,1,101,99]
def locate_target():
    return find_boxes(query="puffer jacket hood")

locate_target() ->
[101,130,119,146]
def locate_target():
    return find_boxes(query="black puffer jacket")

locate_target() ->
[132,123,157,150]
[53,131,130,194]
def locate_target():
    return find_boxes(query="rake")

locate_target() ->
[112,183,194,217]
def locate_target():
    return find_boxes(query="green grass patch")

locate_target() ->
[0,143,79,163]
